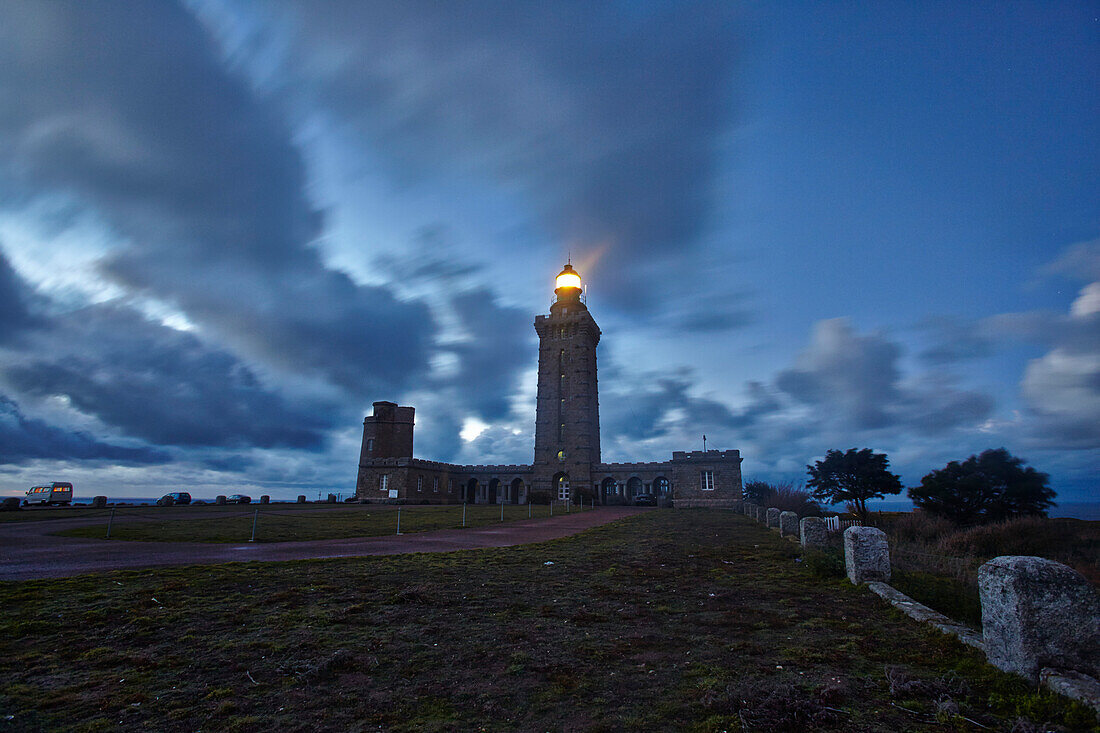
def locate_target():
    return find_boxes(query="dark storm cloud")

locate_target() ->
[0,394,168,465]
[917,316,994,365]
[775,319,993,433]
[1009,290,1100,450]
[261,0,738,311]
[376,237,534,426]
[0,1,434,395]
[4,303,335,449]
[600,318,994,463]
[776,319,901,429]
[0,250,35,343]
[436,288,532,421]
[600,369,743,442]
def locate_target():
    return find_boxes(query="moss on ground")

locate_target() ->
[1,511,1095,732]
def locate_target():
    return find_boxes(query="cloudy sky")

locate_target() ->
[1,2,1097,507]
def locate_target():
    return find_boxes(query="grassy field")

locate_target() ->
[2,511,1095,732]
[51,503,586,543]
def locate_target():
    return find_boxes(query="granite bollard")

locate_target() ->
[843,526,891,584]
[327,493,338,503]
[92,496,107,508]
[260,495,270,505]
[215,495,227,505]
[978,556,1100,682]
[779,510,799,537]
[766,507,781,529]
[800,516,828,548]
[297,495,306,504]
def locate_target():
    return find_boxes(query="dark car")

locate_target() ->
[163,492,191,505]
[226,494,251,504]
[633,494,657,507]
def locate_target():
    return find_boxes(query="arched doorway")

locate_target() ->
[465,478,479,504]
[601,477,617,504]
[626,476,643,501]
[488,478,500,505]
[653,476,670,496]
[553,472,570,502]
[510,478,524,504]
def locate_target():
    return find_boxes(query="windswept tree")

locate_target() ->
[908,448,1055,524]
[806,448,903,521]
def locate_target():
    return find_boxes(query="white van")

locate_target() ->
[24,482,73,506]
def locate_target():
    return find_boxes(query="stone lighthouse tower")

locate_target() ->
[532,263,601,500]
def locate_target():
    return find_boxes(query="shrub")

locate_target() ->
[742,479,773,504]
[935,516,1099,584]
[743,480,822,516]
[885,511,957,544]
[802,548,845,579]
[769,482,823,516]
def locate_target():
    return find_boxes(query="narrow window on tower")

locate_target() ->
[700,471,715,491]
[559,423,565,441]
[417,475,423,492]
[433,477,439,493]
[557,450,565,462]
[366,438,374,453]
[380,474,389,492]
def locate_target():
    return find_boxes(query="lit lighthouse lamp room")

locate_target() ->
[555,264,582,291]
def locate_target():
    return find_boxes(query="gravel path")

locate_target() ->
[0,506,643,581]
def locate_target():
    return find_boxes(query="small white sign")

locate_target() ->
[388,489,398,499]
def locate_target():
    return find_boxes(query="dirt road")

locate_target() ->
[0,506,643,581]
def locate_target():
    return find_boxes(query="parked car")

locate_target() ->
[226,494,251,504]
[24,482,73,506]
[633,493,657,507]
[158,492,191,505]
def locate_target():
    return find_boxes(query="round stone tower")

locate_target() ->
[532,263,601,500]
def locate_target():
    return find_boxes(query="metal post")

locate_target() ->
[396,506,402,535]
[462,502,466,527]
[550,500,553,517]
[500,500,504,522]
[529,501,532,518]
[106,507,115,539]
[249,508,259,542]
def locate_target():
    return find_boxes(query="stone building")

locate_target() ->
[356,264,742,507]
